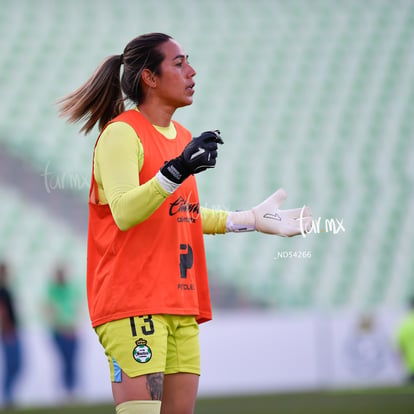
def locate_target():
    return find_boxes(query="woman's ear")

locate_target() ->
[141,69,157,88]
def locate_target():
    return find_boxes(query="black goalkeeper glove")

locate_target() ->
[160,130,224,184]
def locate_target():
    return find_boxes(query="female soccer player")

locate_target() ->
[58,33,312,414]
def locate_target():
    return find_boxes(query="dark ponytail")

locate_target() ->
[57,54,123,134]
[58,32,172,135]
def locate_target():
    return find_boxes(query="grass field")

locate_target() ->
[3,385,414,414]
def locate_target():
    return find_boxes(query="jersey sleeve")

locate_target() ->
[200,207,228,234]
[94,122,170,231]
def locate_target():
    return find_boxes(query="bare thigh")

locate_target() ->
[112,371,164,405]
[161,373,199,414]
[111,371,199,414]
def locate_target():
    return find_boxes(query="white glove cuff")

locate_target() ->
[156,171,181,194]
[226,210,256,232]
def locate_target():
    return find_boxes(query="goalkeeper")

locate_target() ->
[58,33,312,414]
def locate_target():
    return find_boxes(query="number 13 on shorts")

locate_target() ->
[129,315,155,336]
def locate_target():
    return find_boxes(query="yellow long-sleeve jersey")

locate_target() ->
[93,120,228,233]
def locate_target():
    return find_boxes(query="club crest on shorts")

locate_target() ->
[132,338,152,363]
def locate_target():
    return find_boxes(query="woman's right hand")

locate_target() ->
[160,130,224,184]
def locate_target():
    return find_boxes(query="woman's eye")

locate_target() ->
[176,59,189,67]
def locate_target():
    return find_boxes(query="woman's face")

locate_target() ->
[154,39,196,109]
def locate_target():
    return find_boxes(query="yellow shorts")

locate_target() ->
[95,315,200,382]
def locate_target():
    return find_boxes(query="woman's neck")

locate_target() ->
[137,101,174,127]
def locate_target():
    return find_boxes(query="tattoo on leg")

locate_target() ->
[146,373,163,400]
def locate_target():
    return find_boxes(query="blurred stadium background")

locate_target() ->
[0,0,414,411]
